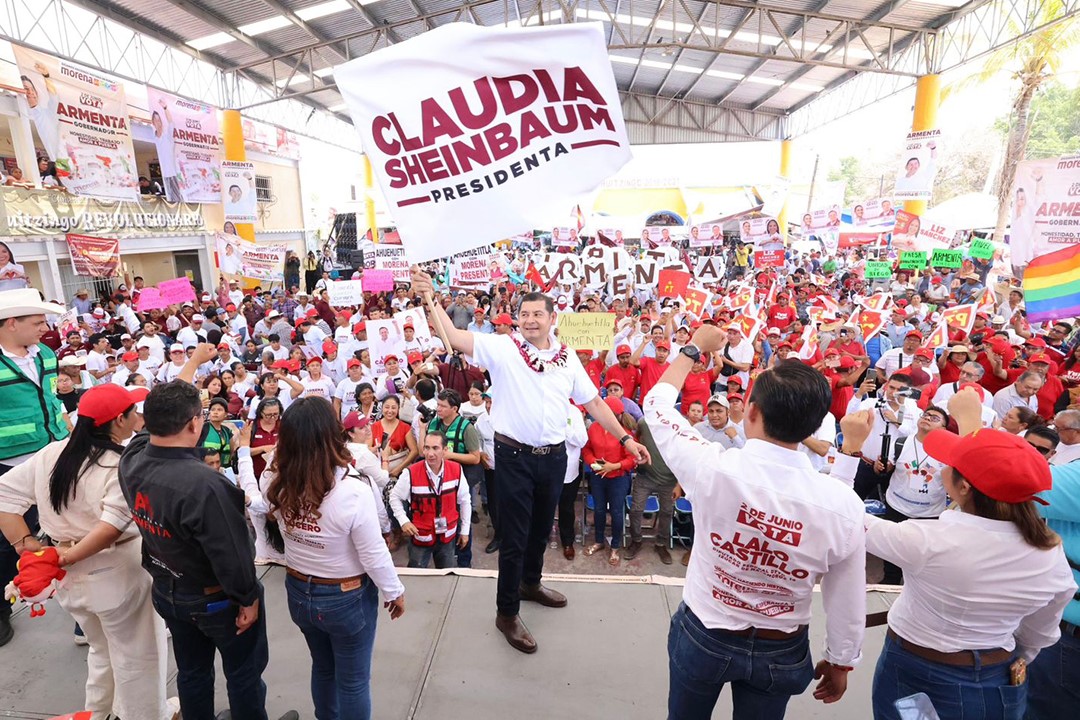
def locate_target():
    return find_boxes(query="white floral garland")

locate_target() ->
[510,332,568,374]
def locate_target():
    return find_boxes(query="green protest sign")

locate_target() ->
[930,249,963,268]
[864,261,893,279]
[969,238,995,259]
[899,251,927,270]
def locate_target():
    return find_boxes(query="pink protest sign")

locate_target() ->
[136,288,167,312]
[158,277,196,305]
[362,269,394,292]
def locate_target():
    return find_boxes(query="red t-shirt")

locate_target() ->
[583,358,605,390]
[605,363,642,401]
[681,368,719,414]
[767,304,797,331]
[251,423,280,479]
[638,356,669,402]
[828,372,854,421]
[976,351,1020,395]
[834,340,865,359]
[939,361,962,385]
[1036,372,1065,420]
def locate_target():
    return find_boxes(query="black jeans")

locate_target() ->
[151,579,270,720]
[494,439,567,617]
[558,466,582,548]
[853,459,892,501]
[484,468,500,542]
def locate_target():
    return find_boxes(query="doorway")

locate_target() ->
[173,251,203,292]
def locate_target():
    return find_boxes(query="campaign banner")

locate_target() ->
[640,226,679,248]
[738,217,784,251]
[899,251,928,270]
[371,245,410,282]
[56,308,79,336]
[597,227,626,247]
[798,205,841,234]
[754,249,785,267]
[450,245,497,286]
[221,161,257,223]
[918,220,962,250]
[931,248,964,268]
[864,261,892,279]
[850,198,897,228]
[145,88,222,204]
[969,237,995,259]
[362,269,395,292]
[893,129,941,199]
[688,224,724,248]
[334,22,631,263]
[891,210,922,251]
[551,225,578,248]
[0,187,204,237]
[1009,155,1080,270]
[327,280,365,306]
[214,232,286,281]
[65,233,120,277]
[13,46,138,201]
[556,312,614,351]
[242,117,300,160]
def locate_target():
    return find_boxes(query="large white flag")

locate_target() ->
[334,22,631,263]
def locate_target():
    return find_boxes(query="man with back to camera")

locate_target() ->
[119,343,297,720]
[410,265,650,654]
[643,324,865,719]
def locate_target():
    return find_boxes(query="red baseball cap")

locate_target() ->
[924,428,1051,504]
[604,396,624,415]
[305,308,319,318]
[914,348,934,360]
[727,392,744,401]
[347,358,362,369]
[959,382,985,400]
[78,385,147,426]
[1028,352,1052,365]
[295,318,308,328]
[384,353,399,363]
[616,344,632,356]
[322,340,337,353]
[403,318,414,329]
[407,351,423,365]
[905,330,923,339]
[355,320,367,331]
[493,313,513,326]
[342,412,371,432]
[776,341,793,351]
[839,356,857,369]
[726,376,744,387]
[654,340,671,350]
[1026,336,1047,348]
[604,377,623,388]
[121,351,138,362]
[271,360,292,370]
[306,356,322,366]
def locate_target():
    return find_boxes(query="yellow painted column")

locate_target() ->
[903,74,941,218]
[222,109,255,242]
[777,139,792,240]
[363,155,378,243]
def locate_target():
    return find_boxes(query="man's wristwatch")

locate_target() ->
[679,343,701,363]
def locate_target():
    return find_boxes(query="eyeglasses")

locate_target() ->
[920,413,946,423]
[261,413,280,420]
[1026,442,1053,456]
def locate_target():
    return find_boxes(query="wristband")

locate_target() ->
[619,434,632,446]
[839,449,862,458]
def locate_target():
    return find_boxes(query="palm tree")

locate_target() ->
[945,2,1080,247]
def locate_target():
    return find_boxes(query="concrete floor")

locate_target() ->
[0,557,895,720]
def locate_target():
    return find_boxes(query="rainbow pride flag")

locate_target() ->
[1023,243,1080,322]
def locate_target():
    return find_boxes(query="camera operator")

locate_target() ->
[847,370,919,500]
[437,351,486,399]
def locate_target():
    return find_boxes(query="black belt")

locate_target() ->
[495,432,565,455]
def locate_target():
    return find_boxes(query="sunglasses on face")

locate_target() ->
[1027,442,1053,456]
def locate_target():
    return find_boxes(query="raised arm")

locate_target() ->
[411,265,474,356]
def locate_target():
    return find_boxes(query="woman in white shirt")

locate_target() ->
[835,389,1075,720]
[0,384,177,720]
[265,398,405,720]
[459,381,489,422]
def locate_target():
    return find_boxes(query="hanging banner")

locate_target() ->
[450,245,496,286]
[893,129,941,199]
[334,22,631,263]
[0,187,204,237]
[66,233,120,277]
[798,205,842,235]
[640,226,679,248]
[13,46,138,201]
[738,217,784,251]
[145,88,222,204]
[371,245,410,282]
[688,224,723,248]
[1008,155,1080,272]
[850,197,897,229]
[214,231,285,281]
[221,161,257,223]
[551,225,578,249]
[241,117,300,160]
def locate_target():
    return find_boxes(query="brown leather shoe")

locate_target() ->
[519,583,568,608]
[563,544,575,560]
[623,540,643,560]
[655,545,673,565]
[681,549,691,566]
[495,614,537,654]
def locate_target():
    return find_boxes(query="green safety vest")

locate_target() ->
[0,344,69,461]
[427,415,470,455]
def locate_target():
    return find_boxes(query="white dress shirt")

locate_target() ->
[833,452,1074,661]
[845,396,919,463]
[932,380,993,409]
[876,348,939,378]
[564,407,588,484]
[388,460,472,540]
[472,332,598,446]
[1050,442,1080,467]
[643,383,866,666]
[800,411,837,472]
[992,384,1038,421]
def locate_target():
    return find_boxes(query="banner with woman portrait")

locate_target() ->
[13,46,139,201]
[738,216,784,251]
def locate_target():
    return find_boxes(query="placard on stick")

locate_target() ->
[931,249,963,268]
[899,251,927,270]
[864,261,892,279]
[556,312,614,351]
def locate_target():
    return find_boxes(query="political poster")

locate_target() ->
[864,261,892,279]
[214,231,286,281]
[798,205,842,235]
[850,197,898,229]
[688,224,724,248]
[891,210,922,251]
[1008,155,1080,271]
[450,245,497,286]
[326,280,365,306]
[335,22,630,263]
[13,46,138,201]
[597,227,626,247]
[969,237,995,260]
[551,225,578,248]
[641,226,678,248]
[931,248,964,269]
[738,217,784,251]
[556,312,613,351]
[65,233,120,277]
[145,88,222,204]
[754,250,785,268]
[221,161,257,223]
[893,129,941,200]
[899,251,928,270]
[367,317,406,373]
[371,245,410,282]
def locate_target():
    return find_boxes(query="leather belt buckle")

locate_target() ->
[531,445,552,455]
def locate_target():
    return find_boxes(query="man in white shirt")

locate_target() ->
[643,326,864,717]
[156,344,189,384]
[251,310,277,343]
[111,351,153,386]
[800,410,837,473]
[292,293,313,322]
[298,357,336,401]
[135,345,162,379]
[298,318,327,347]
[694,395,745,450]
[876,330,937,381]
[991,371,1044,421]
[717,326,754,386]
[176,315,207,349]
[846,371,920,499]
[1050,409,1080,466]
[85,333,113,382]
[136,321,167,364]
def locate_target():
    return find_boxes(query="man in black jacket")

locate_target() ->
[119,358,296,720]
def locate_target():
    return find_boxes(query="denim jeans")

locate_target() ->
[407,540,456,569]
[872,634,1026,720]
[1023,626,1079,720]
[151,580,269,720]
[590,472,631,549]
[286,574,379,720]
[667,603,813,720]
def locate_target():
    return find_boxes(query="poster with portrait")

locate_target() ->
[1008,155,1080,271]
[550,225,579,248]
[597,227,627,247]
[640,226,678,248]
[688,223,723,248]
[893,130,941,200]
[13,46,138,201]
[366,317,405,374]
[214,231,286,281]
[221,161,257,223]
[395,307,434,348]
[738,216,784,251]
[798,204,842,235]
[890,210,922,251]
[145,88,222,204]
[850,197,898,229]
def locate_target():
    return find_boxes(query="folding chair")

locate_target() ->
[671,496,694,548]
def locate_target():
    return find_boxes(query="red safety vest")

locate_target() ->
[407,460,462,547]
